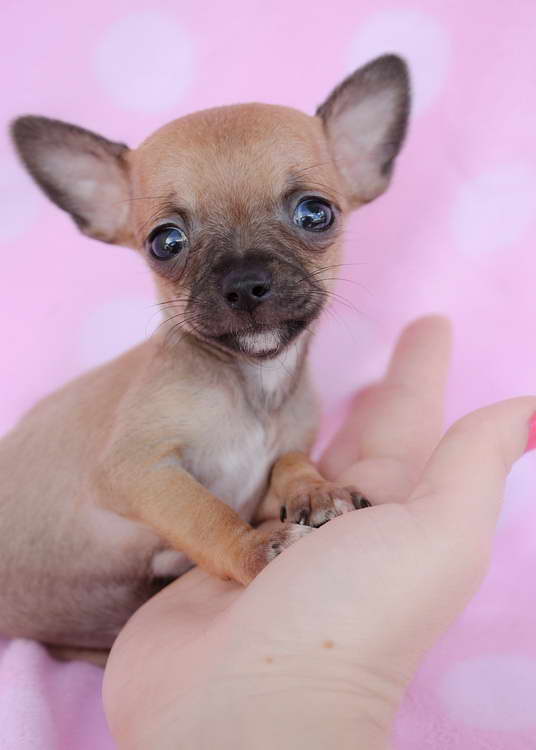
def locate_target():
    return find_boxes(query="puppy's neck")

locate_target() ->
[166,328,309,412]
[237,334,310,412]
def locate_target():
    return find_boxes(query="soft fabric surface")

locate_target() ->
[0,639,114,750]
[1,0,535,747]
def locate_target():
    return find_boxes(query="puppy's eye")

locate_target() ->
[149,225,188,260]
[293,198,334,232]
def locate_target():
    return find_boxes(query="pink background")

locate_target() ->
[1,1,536,747]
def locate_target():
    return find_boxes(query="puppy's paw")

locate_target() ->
[238,524,312,583]
[280,482,371,528]
[265,523,313,562]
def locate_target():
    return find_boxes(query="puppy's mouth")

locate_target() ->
[213,319,308,359]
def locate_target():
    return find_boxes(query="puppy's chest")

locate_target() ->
[180,350,309,517]
[183,411,278,519]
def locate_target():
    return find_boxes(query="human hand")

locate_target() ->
[103,316,536,749]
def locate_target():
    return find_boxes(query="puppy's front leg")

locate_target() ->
[255,452,371,528]
[95,455,310,586]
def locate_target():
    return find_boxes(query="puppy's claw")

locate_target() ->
[313,508,338,527]
[350,491,371,509]
[280,505,287,522]
[297,508,309,525]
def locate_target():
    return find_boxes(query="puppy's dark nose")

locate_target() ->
[221,264,272,312]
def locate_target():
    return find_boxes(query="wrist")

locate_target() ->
[173,630,404,750]
[171,674,396,750]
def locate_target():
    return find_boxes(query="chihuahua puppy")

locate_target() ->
[1,54,410,652]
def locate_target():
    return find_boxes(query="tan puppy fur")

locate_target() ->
[2,55,410,652]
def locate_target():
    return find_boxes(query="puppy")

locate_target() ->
[1,54,410,652]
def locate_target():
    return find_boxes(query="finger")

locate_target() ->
[320,316,452,499]
[408,397,536,541]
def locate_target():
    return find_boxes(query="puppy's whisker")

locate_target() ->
[289,263,352,288]
[300,284,361,318]
[117,194,169,205]
[164,313,212,348]
[311,272,371,300]
[157,308,211,341]
[309,287,363,317]
[152,300,193,313]
[152,297,191,307]
[313,276,372,296]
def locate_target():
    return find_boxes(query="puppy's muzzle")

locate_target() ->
[220,259,272,314]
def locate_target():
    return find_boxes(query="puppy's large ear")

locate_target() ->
[317,54,410,205]
[11,116,131,244]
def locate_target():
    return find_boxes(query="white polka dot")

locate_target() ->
[347,9,451,114]
[93,11,194,113]
[451,164,535,257]
[0,158,43,243]
[79,297,157,369]
[440,655,536,731]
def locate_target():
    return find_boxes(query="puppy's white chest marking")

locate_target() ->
[205,343,305,508]
[212,422,272,510]
[187,418,275,517]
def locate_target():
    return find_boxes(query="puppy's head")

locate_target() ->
[12,55,409,359]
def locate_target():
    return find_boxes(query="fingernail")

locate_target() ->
[525,413,536,453]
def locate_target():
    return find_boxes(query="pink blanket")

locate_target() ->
[1,0,535,747]
[0,639,114,749]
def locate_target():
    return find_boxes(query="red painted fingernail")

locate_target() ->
[526,413,536,453]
